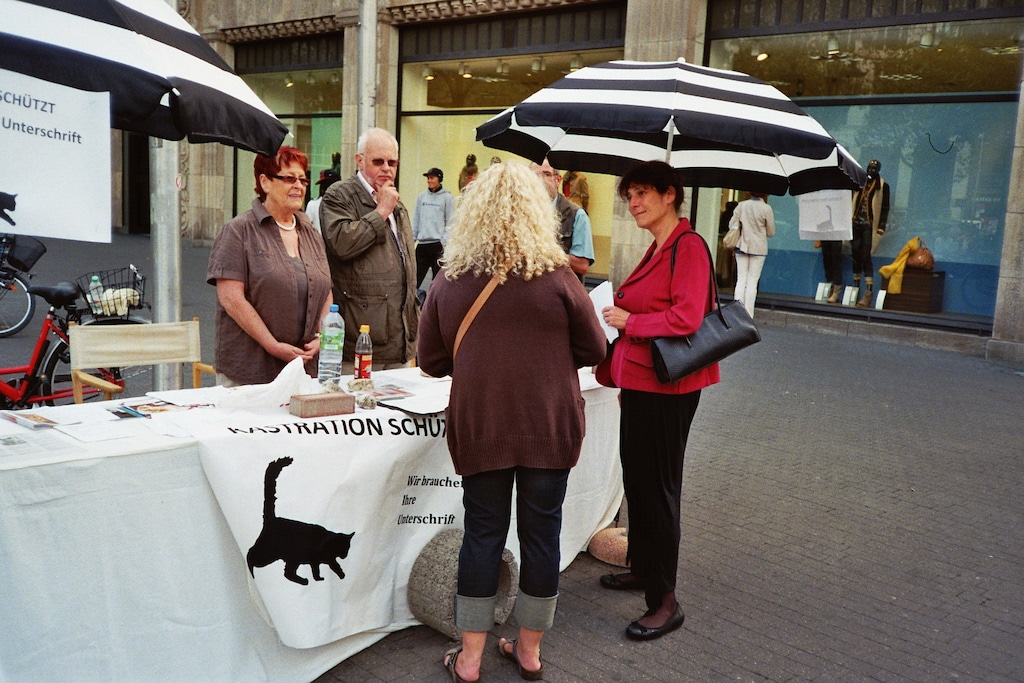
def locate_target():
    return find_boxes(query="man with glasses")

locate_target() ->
[320,128,419,371]
[531,158,594,284]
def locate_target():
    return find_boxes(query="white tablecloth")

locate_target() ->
[0,370,621,682]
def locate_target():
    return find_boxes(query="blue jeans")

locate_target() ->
[455,467,569,632]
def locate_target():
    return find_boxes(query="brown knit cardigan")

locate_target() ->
[417,266,607,476]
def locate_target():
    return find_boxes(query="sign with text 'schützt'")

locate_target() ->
[1,69,110,243]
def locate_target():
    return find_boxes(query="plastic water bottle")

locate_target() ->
[354,325,372,379]
[318,304,345,386]
[87,275,104,315]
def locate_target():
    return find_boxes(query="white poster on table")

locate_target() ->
[186,371,622,650]
[193,408,461,649]
[798,189,853,242]
[0,69,111,242]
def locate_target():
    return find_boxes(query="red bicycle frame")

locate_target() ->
[0,309,120,407]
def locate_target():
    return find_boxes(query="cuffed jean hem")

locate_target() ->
[454,593,497,633]
[512,591,558,631]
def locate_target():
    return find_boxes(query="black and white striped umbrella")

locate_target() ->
[0,0,287,155]
[476,59,866,195]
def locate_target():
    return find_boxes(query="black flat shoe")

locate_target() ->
[599,572,646,591]
[625,604,685,641]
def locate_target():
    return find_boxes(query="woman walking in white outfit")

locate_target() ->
[729,192,775,317]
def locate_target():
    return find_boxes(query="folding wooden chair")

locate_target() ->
[69,317,215,403]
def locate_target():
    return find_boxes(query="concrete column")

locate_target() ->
[358,0,378,136]
[341,23,362,173]
[987,69,1024,368]
[342,6,399,167]
[378,22,400,132]
[607,0,706,287]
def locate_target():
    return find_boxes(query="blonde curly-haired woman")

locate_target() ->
[418,162,606,683]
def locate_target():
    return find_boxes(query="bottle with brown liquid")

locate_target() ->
[354,325,372,378]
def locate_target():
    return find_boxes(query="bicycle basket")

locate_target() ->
[7,235,46,272]
[75,267,148,318]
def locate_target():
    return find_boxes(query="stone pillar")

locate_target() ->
[343,7,400,156]
[987,70,1024,368]
[378,21,400,132]
[183,0,237,244]
[341,23,362,172]
[607,0,707,287]
[111,130,124,231]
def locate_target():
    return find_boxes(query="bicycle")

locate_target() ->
[0,266,150,408]
[0,233,47,337]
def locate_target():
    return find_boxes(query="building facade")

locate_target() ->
[154,0,1023,365]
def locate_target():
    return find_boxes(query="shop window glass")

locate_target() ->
[710,0,1023,30]
[713,1,740,29]
[803,0,824,23]
[845,0,868,19]
[399,49,624,278]
[824,0,846,22]
[871,0,893,18]
[717,100,1015,317]
[779,0,800,25]
[707,19,1019,317]
[234,115,344,212]
[758,0,778,26]
[739,0,760,28]
[710,19,1023,97]
[241,69,342,116]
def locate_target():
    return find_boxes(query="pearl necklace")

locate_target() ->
[276,218,296,231]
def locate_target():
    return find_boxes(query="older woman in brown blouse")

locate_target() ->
[207,146,333,385]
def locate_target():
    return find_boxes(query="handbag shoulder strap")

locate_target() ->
[668,230,722,315]
[453,274,501,359]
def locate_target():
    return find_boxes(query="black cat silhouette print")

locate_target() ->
[247,457,355,585]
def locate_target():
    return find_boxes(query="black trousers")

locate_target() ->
[850,220,873,278]
[620,388,701,611]
[821,240,843,287]
[415,241,444,291]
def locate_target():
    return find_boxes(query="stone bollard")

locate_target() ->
[407,528,519,639]
[587,526,630,567]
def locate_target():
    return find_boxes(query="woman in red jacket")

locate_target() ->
[418,161,606,682]
[597,160,720,640]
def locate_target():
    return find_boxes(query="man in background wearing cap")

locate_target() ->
[412,167,454,302]
[305,168,340,234]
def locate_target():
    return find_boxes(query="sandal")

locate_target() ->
[443,645,477,683]
[497,638,543,681]
[599,572,646,591]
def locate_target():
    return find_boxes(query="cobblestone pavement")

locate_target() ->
[318,314,1024,683]
[12,236,1024,682]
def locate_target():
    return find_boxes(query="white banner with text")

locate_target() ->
[1,69,110,242]
[193,388,622,649]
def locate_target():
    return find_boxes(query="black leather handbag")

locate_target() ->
[651,232,761,384]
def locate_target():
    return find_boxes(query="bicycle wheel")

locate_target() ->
[39,316,150,406]
[0,273,35,337]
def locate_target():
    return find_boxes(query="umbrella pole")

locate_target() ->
[664,123,675,164]
[151,139,183,390]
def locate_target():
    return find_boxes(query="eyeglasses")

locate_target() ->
[270,174,310,187]
[369,158,399,168]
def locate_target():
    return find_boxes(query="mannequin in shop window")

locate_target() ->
[850,159,890,307]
